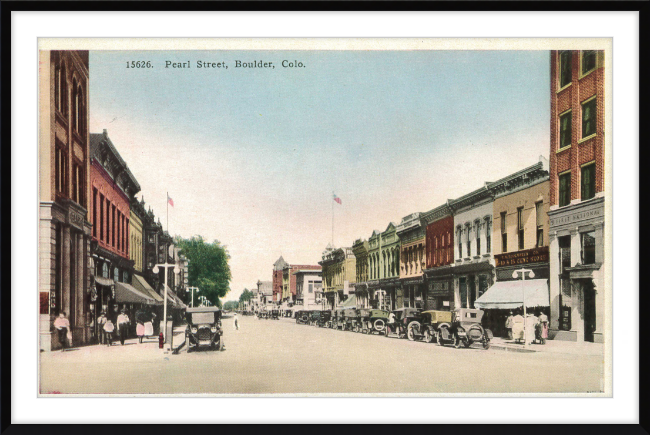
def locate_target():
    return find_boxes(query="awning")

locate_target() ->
[95,276,114,287]
[163,284,187,309]
[338,294,357,310]
[132,274,164,304]
[115,282,157,305]
[474,279,549,310]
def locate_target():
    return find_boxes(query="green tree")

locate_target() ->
[222,301,238,311]
[175,235,231,307]
[239,288,254,305]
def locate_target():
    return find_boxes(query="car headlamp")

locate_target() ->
[191,327,198,334]
[211,326,217,333]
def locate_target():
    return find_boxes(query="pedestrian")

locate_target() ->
[97,311,107,344]
[505,311,514,340]
[103,318,115,346]
[117,309,130,345]
[233,312,240,331]
[144,310,154,339]
[387,311,396,335]
[135,309,146,344]
[537,310,549,345]
[53,312,71,352]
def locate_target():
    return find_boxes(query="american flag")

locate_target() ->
[167,194,174,207]
[333,193,342,205]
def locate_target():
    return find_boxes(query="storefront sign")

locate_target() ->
[428,281,451,296]
[68,210,85,229]
[494,246,549,267]
[549,202,603,227]
[402,277,424,285]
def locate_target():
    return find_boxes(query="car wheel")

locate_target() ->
[482,339,491,350]
[407,321,420,341]
[464,339,471,348]
[423,329,432,343]
[437,330,445,346]
[453,334,463,349]
[374,318,386,332]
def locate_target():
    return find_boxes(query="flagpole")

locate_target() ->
[331,193,334,246]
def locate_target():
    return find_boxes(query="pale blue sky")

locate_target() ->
[89,50,550,301]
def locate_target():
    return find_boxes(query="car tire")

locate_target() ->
[407,321,419,341]
[482,339,491,350]
[373,319,386,333]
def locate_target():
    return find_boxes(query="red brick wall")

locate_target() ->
[272,269,283,302]
[90,160,130,260]
[425,215,454,269]
[549,50,605,206]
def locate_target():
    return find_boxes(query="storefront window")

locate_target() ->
[559,236,571,272]
[560,278,572,331]
[478,275,489,299]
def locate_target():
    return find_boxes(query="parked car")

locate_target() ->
[437,308,493,349]
[185,307,223,352]
[413,310,453,343]
[296,310,309,324]
[335,309,346,330]
[342,308,358,331]
[310,310,322,326]
[317,310,332,327]
[383,307,421,340]
[357,308,390,334]
[271,309,280,320]
[328,309,337,328]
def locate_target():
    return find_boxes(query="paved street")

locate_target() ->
[40,315,604,395]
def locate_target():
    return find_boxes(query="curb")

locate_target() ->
[490,344,537,353]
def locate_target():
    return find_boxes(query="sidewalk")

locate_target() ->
[490,337,604,356]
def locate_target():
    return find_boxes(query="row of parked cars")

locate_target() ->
[295,307,493,349]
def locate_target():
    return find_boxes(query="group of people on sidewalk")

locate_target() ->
[505,310,549,345]
[54,308,158,351]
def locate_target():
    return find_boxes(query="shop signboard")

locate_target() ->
[494,246,549,268]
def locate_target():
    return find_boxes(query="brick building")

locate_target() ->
[422,203,455,311]
[272,256,288,303]
[548,50,606,343]
[39,50,92,351]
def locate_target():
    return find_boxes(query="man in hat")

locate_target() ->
[97,311,108,344]
[116,309,130,345]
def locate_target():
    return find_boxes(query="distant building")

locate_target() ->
[294,269,323,311]
[397,213,427,309]
[366,223,400,310]
[319,245,356,309]
[351,239,370,308]
[423,202,455,311]
[272,256,288,303]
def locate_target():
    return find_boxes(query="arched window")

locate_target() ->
[72,77,78,131]
[76,85,84,135]
[60,61,67,116]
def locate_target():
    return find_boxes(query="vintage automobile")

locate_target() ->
[185,307,223,352]
[437,308,493,349]
[384,307,421,339]
[410,310,453,343]
[295,310,309,324]
[328,309,338,328]
[271,309,280,320]
[317,310,332,328]
[309,310,322,326]
[335,309,346,330]
[342,308,358,331]
[356,308,390,334]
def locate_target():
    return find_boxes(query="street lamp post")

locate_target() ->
[512,267,535,348]
[186,286,199,308]
[152,262,180,351]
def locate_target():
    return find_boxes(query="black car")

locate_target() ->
[185,307,223,352]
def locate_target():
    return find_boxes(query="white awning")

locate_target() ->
[474,279,549,310]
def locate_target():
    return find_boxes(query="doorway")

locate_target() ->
[583,280,596,342]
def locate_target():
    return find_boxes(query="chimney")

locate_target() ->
[103,129,108,137]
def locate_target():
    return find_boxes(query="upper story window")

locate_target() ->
[535,202,544,247]
[72,159,85,207]
[581,231,596,265]
[559,111,572,149]
[517,207,524,250]
[54,139,68,196]
[582,97,597,139]
[475,220,481,256]
[55,60,67,116]
[559,50,573,88]
[559,172,571,207]
[485,218,491,253]
[500,212,507,253]
[465,223,471,258]
[581,50,597,75]
[457,227,462,259]
[581,163,596,201]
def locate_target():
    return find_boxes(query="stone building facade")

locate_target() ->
[367,224,401,310]
[39,50,92,351]
[272,256,288,303]
[548,50,606,343]
[396,213,426,309]
[351,239,370,308]
[319,245,356,309]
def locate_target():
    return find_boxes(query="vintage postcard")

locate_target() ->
[37,38,612,396]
